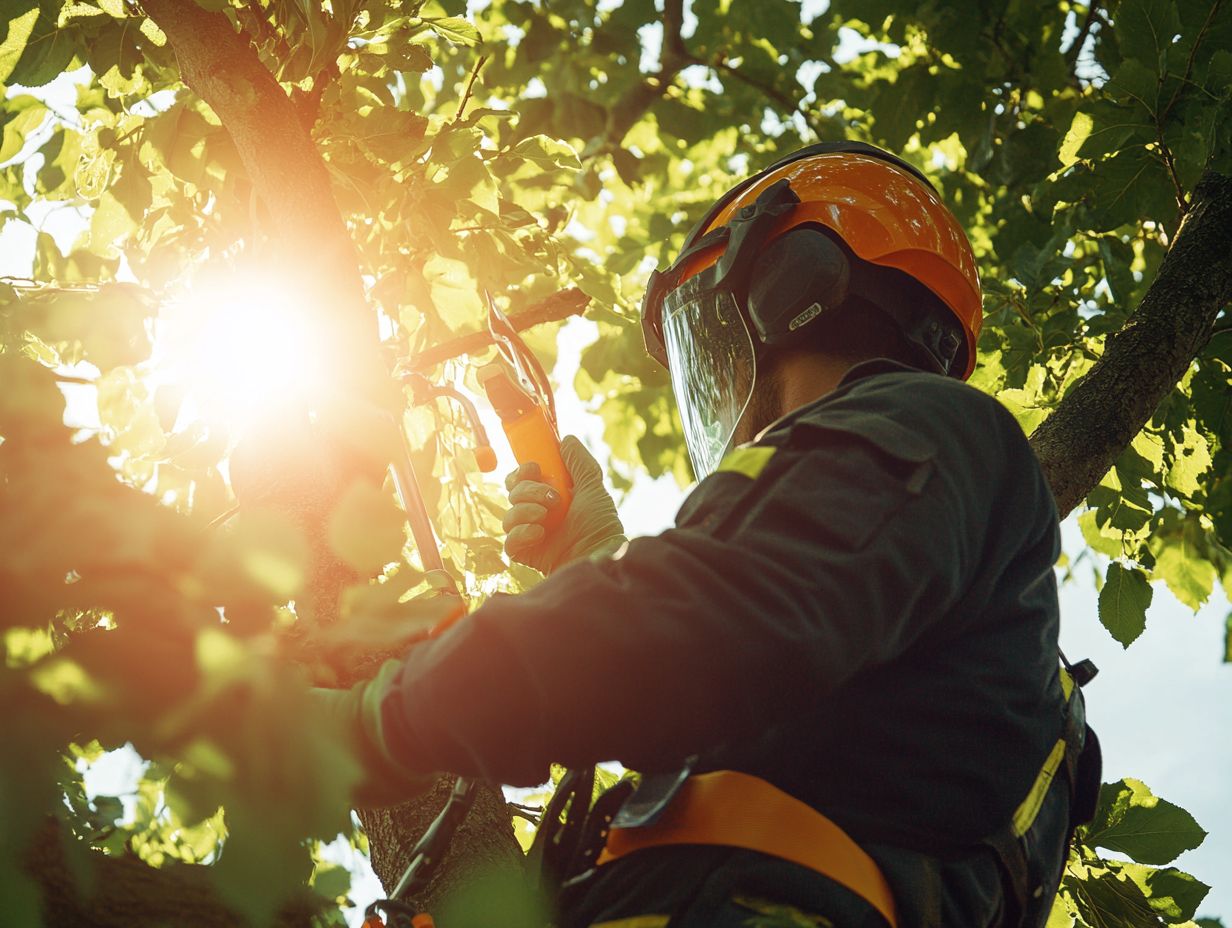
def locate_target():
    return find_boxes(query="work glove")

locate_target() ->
[310,659,436,809]
[503,435,626,575]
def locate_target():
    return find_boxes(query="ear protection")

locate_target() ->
[744,225,966,374]
[746,228,851,346]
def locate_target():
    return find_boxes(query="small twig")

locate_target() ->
[295,60,340,132]
[1157,132,1188,215]
[404,288,590,371]
[1153,0,1223,215]
[693,51,810,138]
[1160,0,1222,127]
[1064,0,1102,70]
[508,801,542,825]
[452,54,490,124]
[2,276,104,293]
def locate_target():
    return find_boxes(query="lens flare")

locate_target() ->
[163,267,329,429]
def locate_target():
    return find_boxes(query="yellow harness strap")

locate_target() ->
[597,771,898,927]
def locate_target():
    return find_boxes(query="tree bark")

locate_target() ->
[1029,171,1232,517]
[28,819,324,928]
[141,0,384,406]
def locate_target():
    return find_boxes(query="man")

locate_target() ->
[323,142,1099,927]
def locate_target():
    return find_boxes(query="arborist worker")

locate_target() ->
[318,142,1100,927]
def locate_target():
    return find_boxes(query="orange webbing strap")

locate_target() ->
[597,771,898,927]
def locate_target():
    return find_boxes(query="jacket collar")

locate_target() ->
[750,357,931,444]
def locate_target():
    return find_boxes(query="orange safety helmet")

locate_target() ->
[640,142,982,476]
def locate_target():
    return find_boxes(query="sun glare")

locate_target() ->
[165,268,329,429]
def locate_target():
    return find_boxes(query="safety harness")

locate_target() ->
[543,654,1100,928]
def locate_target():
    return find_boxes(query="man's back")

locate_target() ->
[686,361,1065,854]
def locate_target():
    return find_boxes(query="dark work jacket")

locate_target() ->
[382,360,1066,924]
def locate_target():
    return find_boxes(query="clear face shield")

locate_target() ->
[661,275,758,479]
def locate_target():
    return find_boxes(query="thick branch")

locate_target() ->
[1029,171,1232,517]
[141,0,382,399]
[405,288,590,371]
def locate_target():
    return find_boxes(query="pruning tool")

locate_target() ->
[477,290,573,529]
[364,295,572,927]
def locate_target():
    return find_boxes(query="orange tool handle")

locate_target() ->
[478,363,573,531]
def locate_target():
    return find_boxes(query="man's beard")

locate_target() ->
[730,367,782,449]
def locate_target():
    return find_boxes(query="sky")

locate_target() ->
[3,7,1230,925]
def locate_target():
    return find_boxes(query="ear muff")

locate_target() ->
[746,228,851,346]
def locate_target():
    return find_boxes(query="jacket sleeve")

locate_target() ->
[380,379,1055,786]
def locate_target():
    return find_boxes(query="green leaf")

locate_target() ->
[1059,111,1093,167]
[1098,562,1153,647]
[1120,863,1211,923]
[425,15,480,47]
[0,95,47,163]
[200,511,311,603]
[422,254,483,331]
[512,134,581,172]
[1152,545,1216,611]
[310,862,352,902]
[0,5,39,85]
[1087,779,1207,865]
[387,42,433,73]
[1164,425,1211,497]
[1116,0,1182,76]
[1066,865,1168,928]
[8,3,78,88]
[1084,148,1176,232]
[88,191,135,257]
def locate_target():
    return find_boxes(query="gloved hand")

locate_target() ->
[310,658,436,808]
[503,435,626,575]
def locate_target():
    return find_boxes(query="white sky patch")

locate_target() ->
[833,26,900,64]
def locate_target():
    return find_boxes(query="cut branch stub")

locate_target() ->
[405,288,590,371]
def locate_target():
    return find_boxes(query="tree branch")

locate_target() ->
[1064,0,1101,71]
[1029,171,1232,517]
[452,54,490,123]
[1153,0,1224,214]
[689,51,805,125]
[140,0,383,401]
[403,288,590,371]
[602,0,689,147]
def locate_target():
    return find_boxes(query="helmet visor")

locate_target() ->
[662,280,757,479]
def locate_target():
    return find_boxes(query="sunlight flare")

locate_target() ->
[164,267,329,429]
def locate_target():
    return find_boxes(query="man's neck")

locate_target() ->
[732,351,854,447]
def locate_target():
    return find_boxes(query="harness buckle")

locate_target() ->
[610,758,696,829]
